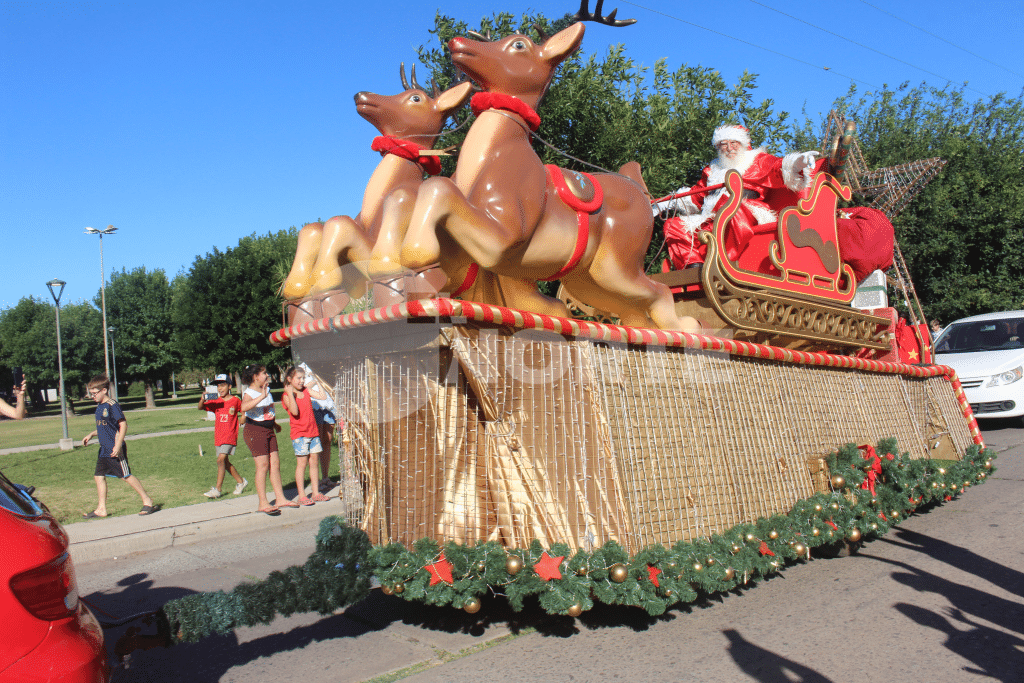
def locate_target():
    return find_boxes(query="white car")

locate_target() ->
[934,310,1024,425]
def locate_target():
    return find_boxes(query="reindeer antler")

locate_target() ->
[466,29,493,42]
[573,0,636,27]
[399,62,438,96]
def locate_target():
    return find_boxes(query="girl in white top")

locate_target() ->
[239,364,296,514]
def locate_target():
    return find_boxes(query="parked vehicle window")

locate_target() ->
[0,473,42,516]
[935,317,1024,354]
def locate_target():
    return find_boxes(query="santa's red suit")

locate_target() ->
[657,126,821,268]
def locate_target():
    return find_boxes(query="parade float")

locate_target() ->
[155,1,993,644]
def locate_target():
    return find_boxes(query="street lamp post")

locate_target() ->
[108,327,118,402]
[85,224,117,382]
[46,279,75,451]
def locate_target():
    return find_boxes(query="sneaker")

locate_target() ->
[203,487,222,499]
[233,478,249,495]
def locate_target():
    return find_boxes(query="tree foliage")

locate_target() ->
[172,228,297,376]
[102,267,176,408]
[0,296,103,405]
[793,83,1024,321]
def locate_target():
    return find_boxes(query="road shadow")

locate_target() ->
[894,604,1024,683]
[722,628,834,682]
[879,528,1024,601]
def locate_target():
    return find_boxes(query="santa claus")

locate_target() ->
[655,125,822,268]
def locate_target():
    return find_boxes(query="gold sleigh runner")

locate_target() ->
[274,298,982,554]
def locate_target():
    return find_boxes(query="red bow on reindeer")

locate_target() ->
[370,136,442,176]
[858,444,882,497]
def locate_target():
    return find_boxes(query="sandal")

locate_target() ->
[297,496,314,506]
[258,507,281,516]
[276,500,300,508]
[311,492,330,503]
[82,511,107,519]
[138,505,155,516]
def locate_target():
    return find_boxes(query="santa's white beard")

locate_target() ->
[717,146,759,171]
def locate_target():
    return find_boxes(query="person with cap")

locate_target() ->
[655,124,822,269]
[198,373,248,499]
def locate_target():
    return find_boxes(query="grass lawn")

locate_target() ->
[0,387,291,449]
[0,432,341,525]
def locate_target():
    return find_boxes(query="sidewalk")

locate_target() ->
[0,426,216,455]
[66,481,356,565]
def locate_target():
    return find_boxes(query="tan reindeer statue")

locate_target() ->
[399,3,700,332]
[280,65,472,302]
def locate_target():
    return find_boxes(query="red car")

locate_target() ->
[0,471,108,682]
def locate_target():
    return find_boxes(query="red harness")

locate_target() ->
[449,95,603,296]
[370,136,442,176]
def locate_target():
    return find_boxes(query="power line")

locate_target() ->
[616,0,879,90]
[746,0,989,97]
[857,0,1024,82]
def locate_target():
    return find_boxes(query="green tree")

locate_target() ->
[793,83,1024,321]
[102,267,176,408]
[0,297,103,409]
[172,228,297,378]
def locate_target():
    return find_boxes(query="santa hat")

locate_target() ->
[712,125,751,149]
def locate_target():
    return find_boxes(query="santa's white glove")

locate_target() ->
[652,187,698,217]
[796,151,820,183]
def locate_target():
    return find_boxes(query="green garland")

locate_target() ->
[159,439,994,641]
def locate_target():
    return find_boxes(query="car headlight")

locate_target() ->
[987,366,1023,387]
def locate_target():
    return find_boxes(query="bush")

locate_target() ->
[126,381,146,398]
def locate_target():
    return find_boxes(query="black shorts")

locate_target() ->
[243,420,278,457]
[95,446,131,478]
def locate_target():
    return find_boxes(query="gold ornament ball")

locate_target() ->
[831,502,840,511]
[476,560,487,573]
[693,562,703,573]
[793,543,807,557]
[705,557,716,566]
[984,460,992,469]
[932,482,939,489]
[393,582,405,595]
[463,597,482,614]
[870,522,878,530]
[577,566,589,577]
[664,589,674,598]
[811,527,820,537]
[724,567,736,581]
[768,530,779,540]
[847,529,862,543]
[938,467,947,475]
[830,475,846,489]
[814,504,823,512]
[609,564,629,583]
[381,584,394,596]
[731,544,742,554]
[666,561,678,570]
[506,556,523,576]
[892,511,900,519]
[745,533,756,542]
[566,602,583,617]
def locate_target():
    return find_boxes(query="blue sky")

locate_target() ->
[3,0,1022,310]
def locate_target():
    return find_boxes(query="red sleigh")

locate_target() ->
[651,168,891,350]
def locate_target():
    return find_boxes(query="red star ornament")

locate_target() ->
[534,551,564,581]
[758,541,775,557]
[425,553,454,586]
[647,564,662,588]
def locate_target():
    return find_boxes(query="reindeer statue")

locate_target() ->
[280,65,472,303]
[399,3,700,332]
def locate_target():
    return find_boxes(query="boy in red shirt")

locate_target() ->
[198,374,248,498]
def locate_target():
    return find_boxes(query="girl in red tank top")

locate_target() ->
[281,366,328,504]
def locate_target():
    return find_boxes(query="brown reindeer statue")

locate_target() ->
[280,65,472,302]
[399,3,700,332]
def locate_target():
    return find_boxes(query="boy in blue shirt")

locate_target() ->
[80,374,155,517]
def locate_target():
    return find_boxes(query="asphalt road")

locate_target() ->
[78,420,1023,683]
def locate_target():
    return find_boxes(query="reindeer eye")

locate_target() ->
[410,94,422,103]
[513,40,526,50]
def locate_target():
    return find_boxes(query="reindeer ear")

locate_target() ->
[436,80,473,114]
[541,22,584,65]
